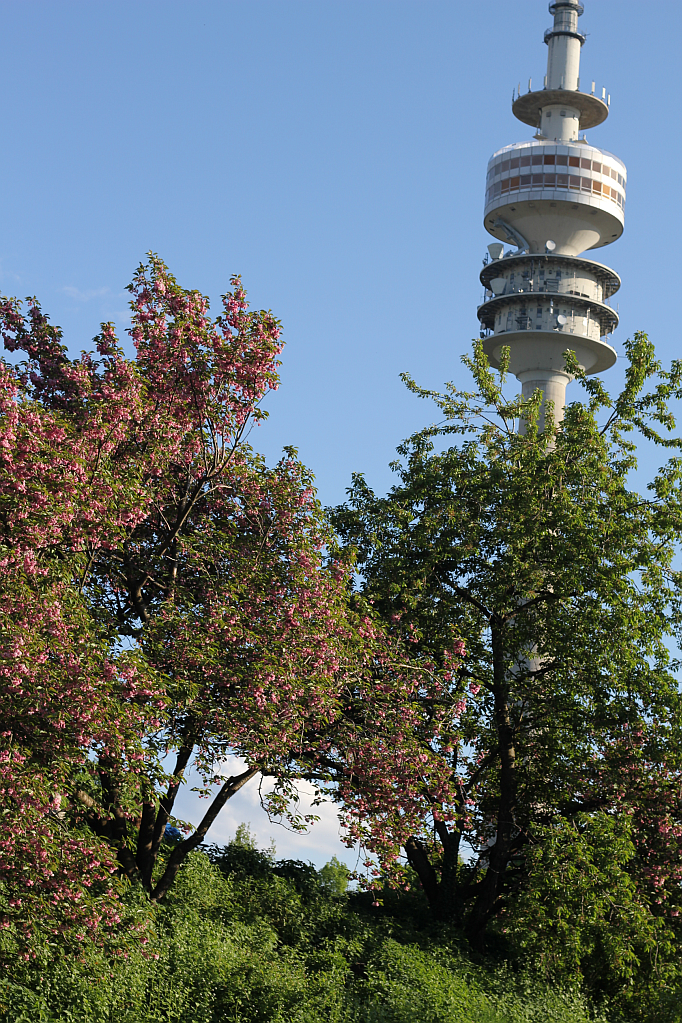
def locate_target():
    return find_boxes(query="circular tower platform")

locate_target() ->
[512,88,608,131]
[477,251,618,377]
[481,332,616,377]
[484,140,626,255]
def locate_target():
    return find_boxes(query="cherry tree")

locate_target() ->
[0,257,459,951]
[0,348,158,950]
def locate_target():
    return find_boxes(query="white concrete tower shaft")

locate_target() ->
[478,0,625,429]
[546,0,582,90]
[542,0,585,141]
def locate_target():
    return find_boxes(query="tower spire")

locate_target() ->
[476,1,625,429]
[545,0,585,92]
[512,2,608,144]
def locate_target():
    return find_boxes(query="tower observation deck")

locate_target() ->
[478,0,623,425]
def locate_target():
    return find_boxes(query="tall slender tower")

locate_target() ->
[477,1,624,425]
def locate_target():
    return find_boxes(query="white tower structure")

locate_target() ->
[478,1,625,425]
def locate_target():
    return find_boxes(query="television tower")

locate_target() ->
[477,1,625,426]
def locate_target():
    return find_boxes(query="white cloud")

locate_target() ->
[0,266,22,286]
[62,285,110,302]
[172,755,362,871]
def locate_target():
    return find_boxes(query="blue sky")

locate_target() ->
[3,0,680,866]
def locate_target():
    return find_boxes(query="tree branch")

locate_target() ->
[150,765,260,901]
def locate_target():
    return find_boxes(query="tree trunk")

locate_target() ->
[405,836,439,907]
[405,824,468,924]
[151,765,259,901]
[136,742,194,889]
[465,624,518,946]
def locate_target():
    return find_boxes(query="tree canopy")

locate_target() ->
[0,257,458,953]
[331,337,682,979]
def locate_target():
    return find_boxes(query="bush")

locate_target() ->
[2,835,675,1022]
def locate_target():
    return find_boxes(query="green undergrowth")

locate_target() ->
[1,834,677,1023]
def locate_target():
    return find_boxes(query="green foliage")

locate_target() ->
[331,335,682,971]
[357,941,601,1023]
[0,845,617,1023]
[501,813,681,1017]
[204,824,276,880]
[7,328,682,1020]
[320,857,351,895]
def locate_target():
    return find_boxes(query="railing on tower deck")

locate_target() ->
[478,281,612,303]
[511,84,607,103]
[479,323,614,341]
[544,27,586,44]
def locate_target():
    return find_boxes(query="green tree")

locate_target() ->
[331,336,682,966]
[319,856,350,895]
[505,811,681,1014]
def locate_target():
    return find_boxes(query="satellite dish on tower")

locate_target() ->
[490,278,507,296]
[557,314,568,325]
[545,240,556,252]
[488,243,505,260]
